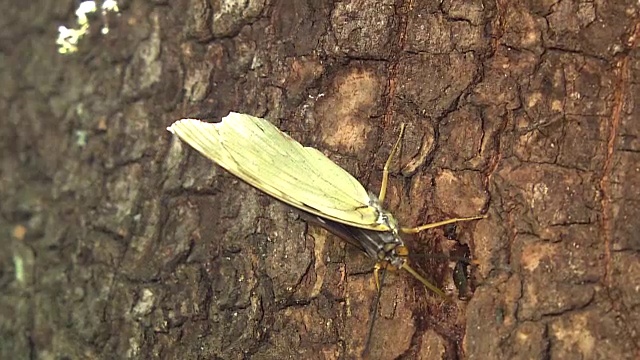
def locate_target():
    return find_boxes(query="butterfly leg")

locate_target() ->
[373,262,383,291]
[401,214,487,234]
[378,124,406,203]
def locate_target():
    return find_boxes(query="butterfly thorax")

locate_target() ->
[368,193,408,269]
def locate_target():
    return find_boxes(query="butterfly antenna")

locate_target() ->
[411,252,478,264]
[362,268,387,358]
[401,214,486,234]
[401,262,451,300]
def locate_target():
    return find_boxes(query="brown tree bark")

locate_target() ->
[1,0,639,359]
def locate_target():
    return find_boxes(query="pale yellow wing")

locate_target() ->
[167,112,389,231]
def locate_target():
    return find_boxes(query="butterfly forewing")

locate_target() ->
[167,113,388,231]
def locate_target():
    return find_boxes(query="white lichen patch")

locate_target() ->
[56,1,121,54]
[132,288,155,317]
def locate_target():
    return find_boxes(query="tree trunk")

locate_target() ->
[2,0,639,359]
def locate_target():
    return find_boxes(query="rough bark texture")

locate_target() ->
[1,0,639,359]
